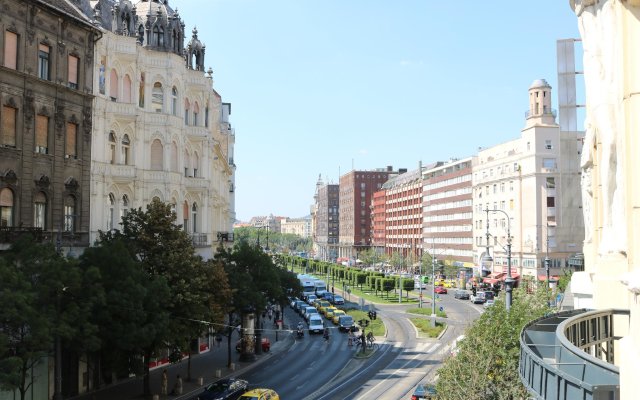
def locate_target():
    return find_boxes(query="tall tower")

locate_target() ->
[525,79,557,127]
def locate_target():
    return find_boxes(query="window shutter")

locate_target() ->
[110,70,118,100]
[68,55,79,87]
[0,188,13,206]
[66,123,77,157]
[123,75,132,103]
[4,31,17,69]
[35,115,48,149]
[2,106,16,146]
[150,139,163,170]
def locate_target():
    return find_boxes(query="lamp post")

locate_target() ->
[431,253,437,326]
[483,208,513,311]
[544,222,551,304]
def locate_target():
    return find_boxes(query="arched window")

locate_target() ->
[63,196,75,232]
[123,74,132,103]
[153,26,160,46]
[193,102,200,126]
[193,153,199,178]
[34,192,47,229]
[184,98,190,125]
[0,188,14,227]
[191,203,198,233]
[158,26,164,46]
[170,142,178,172]
[152,82,163,113]
[171,87,178,116]
[204,102,209,128]
[121,194,129,219]
[109,69,119,101]
[184,151,191,177]
[107,193,115,230]
[121,134,130,165]
[150,139,163,170]
[182,201,189,231]
[109,131,116,164]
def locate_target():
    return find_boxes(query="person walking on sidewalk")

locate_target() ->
[348,330,354,346]
[170,374,183,395]
[161,369,168,395]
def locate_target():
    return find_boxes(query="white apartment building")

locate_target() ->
[280,216,312,238]
[85,0,235,259]
[472,79,583,279]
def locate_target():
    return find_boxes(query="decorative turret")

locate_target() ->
[186,26,205,71]
[133,0,184,55]
[525,79,557,127]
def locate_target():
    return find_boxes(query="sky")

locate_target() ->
[177,1,582,222]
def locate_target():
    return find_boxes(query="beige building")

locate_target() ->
[85,0,235,259]
[568,0,640,397]
[472,79,584,279]
[280,216,312,238]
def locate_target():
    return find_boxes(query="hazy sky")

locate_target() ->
[177,1,581,222]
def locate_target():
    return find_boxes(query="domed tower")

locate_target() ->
[76,0,138,36]
[133,0,185,55]
[525,79,557,127]
[185,27,205,71]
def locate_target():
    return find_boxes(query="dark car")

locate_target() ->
[454,290,470,300]
[411,383,437,400]
[332,294,345,305]
[195,378,248,400]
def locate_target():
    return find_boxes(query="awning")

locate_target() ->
[487,272,506,280]
[483,277,500,284]
[537,274,559,282]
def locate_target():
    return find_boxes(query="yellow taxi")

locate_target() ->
[324,306,338,318]
[331,309,346,324]
[240,388,279,400]
[443,281,455,288]
[315,300,331,313]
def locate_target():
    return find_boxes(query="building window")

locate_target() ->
[547,196,555,207]
[64,196,75,232]
[38,44,50,80]
[193,102,199,126]
[68,55,79,89]
[171,87,178,116]
[1,105,17,147]
[122,74,132,103]
[543,158,556,169]
[150,139,163,170]
[500,182,505,192]
[109,131,116,164]
[109,69,118,101]
[65,123,77,159]
[138,72,145,107]
[184,99,190,125]
[107,193,115,230]
[0,188,14,227]
[121,194,129,220]
[4,31,18,69]
[152,82,163,112]
[509,181,514,191]
[35,115,49,154]
[545,140,553,150]
[121,134,130,165]
[183,201,189,232]
[509,199,514,210]
[493,184,497,194]
[546,177,555,189]
[33,192,47,229]
[193,153,199,178]
[153,26,164,47]
[191,203,197,233]
[204,105,209,127]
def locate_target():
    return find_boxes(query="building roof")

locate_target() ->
[36,0,96,26]
[529,78,551,89]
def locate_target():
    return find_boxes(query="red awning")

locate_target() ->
[483,277,500,284]
[537,275,559,281]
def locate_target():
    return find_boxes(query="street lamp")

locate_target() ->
[484,208,514,311]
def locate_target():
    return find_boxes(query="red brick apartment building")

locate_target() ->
[422,158,475,266]
[381,168,424,261]
[338,168,395,260]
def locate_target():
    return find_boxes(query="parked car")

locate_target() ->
[239,388,280,400]
[411,383,437,400]
[434,286,448,294]
[195,378,248,400]
[454,290,470,300]
[332,294,345,305]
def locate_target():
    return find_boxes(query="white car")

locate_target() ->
[483,299,495,308]
[308,315,324,333]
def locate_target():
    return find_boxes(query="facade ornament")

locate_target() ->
[24,91,34,124]
[1,170,18,185]
[55,104,65,134]
[83,105,92,135]
[35,175,51,189]
[64,177,79,192]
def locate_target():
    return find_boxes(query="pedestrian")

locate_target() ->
[348,330,354,346]
[170,374,183,395]
[323,327,330,342]
[268,308,273,320]
[161,369,168,395]
[215,333,222,347]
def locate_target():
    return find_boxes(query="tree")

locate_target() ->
[436,287,550,399]
[98,199,213,396]
[0,236,98,400]
[79,239,171,387]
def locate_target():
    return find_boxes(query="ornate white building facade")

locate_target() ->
[472,79,584,278]
[79,0,235,258]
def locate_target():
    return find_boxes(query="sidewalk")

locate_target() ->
[71,319,294,400]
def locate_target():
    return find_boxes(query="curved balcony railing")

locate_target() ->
[519,308,629,400]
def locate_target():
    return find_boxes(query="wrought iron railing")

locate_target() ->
[519,308,629,400]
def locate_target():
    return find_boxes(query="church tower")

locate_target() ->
[525,79,557,127]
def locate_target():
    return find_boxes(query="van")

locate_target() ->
[308,315,324,333]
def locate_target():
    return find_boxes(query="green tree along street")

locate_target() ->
[436,287,550,400]
[0,200,302,399]
[233,226,312,255]
[0,236,102,400]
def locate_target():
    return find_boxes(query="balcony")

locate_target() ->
[519,308,629,400]
[525,108,557,119]
[0,227,44,243]
[190,233,209,248]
